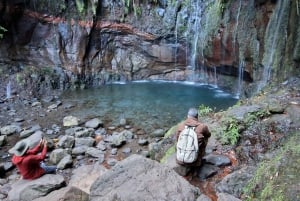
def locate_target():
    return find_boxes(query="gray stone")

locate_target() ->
[90,154,200,201]
[217,193,242,201]
[50,149,69,164]
[204,154,231,166]
[8,174,65,201]
[0,125,20,135]
[57,154,73,170]
[216,166,256,197]
[85,118,103,128]
[63,116,79,127]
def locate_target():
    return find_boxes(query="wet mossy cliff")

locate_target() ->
[0,0,300,97]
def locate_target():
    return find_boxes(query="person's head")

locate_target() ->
[187,107,198,118]
[8,140,29,156]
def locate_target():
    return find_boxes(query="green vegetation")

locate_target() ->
[75,0,85,14]
[0,26,7,39]
[243,134,300,201]
[220,118,240,145]
[160,145,176,163]
[198,104,213,117]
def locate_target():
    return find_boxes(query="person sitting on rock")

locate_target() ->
[9,138,57,180]
[176,107,211,173]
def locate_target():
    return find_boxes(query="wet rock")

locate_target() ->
[203,154,231,166]
[198,164,219,180]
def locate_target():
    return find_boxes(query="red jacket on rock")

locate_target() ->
[11,143,47,180]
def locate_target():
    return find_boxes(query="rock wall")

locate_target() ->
[0,0,299,97]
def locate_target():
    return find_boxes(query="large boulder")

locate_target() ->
[8,174,65,201]
[89,154,200,201]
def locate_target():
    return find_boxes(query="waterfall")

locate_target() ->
[189,0,202,72]
[259,0,289,91]
[236,60,244,98]
[6,81,11,99]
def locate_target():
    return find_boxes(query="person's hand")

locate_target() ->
[43,139,47,146]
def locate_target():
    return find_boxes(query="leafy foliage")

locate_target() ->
[220,118,240,145]
[0,26,7,39]
[198,104,213,117]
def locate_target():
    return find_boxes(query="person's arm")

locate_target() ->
[202,125,211,138]
[27,141,42,154]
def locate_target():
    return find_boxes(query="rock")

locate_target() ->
[203,154,232,166]
[57,135,75,148]
[49,149,69,164]
[33,186,89,201]
[63,116,79,127]
[217,192,242,201]
[69,164,107,194]
[8,174,65,201]
[197,164,219,180]
[90,154,200,201]
[0,135,7,146]
[150,128,165,137]
[85,118,103,128]
[0,125,21,135]
[86,147,104,158]
[216,166,256,197]
[72,146,88,155]
[75,137,95,147]
[20,125,42,138]
[164,153,191,176]
[57,154,73,170]
[196,194,212,201]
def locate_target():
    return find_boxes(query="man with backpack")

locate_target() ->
[176,107,211,173]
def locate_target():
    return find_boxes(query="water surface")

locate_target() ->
[61,80,237,133]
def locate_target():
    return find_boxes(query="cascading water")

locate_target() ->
[6,81,11,99]
[233,0,243,98]
[259,0,290,91]
[185,0,204,81]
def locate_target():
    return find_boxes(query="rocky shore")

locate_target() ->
[0,77,300,201]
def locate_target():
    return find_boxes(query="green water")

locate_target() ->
[61,80,237,133]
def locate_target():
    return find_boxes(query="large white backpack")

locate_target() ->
[176,125,199,163]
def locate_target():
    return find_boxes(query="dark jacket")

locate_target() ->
[12,143,47,180]
[176,117,211,166]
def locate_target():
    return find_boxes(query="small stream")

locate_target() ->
[60,80,238,133]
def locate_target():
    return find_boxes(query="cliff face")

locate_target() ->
[0,0,299,97]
